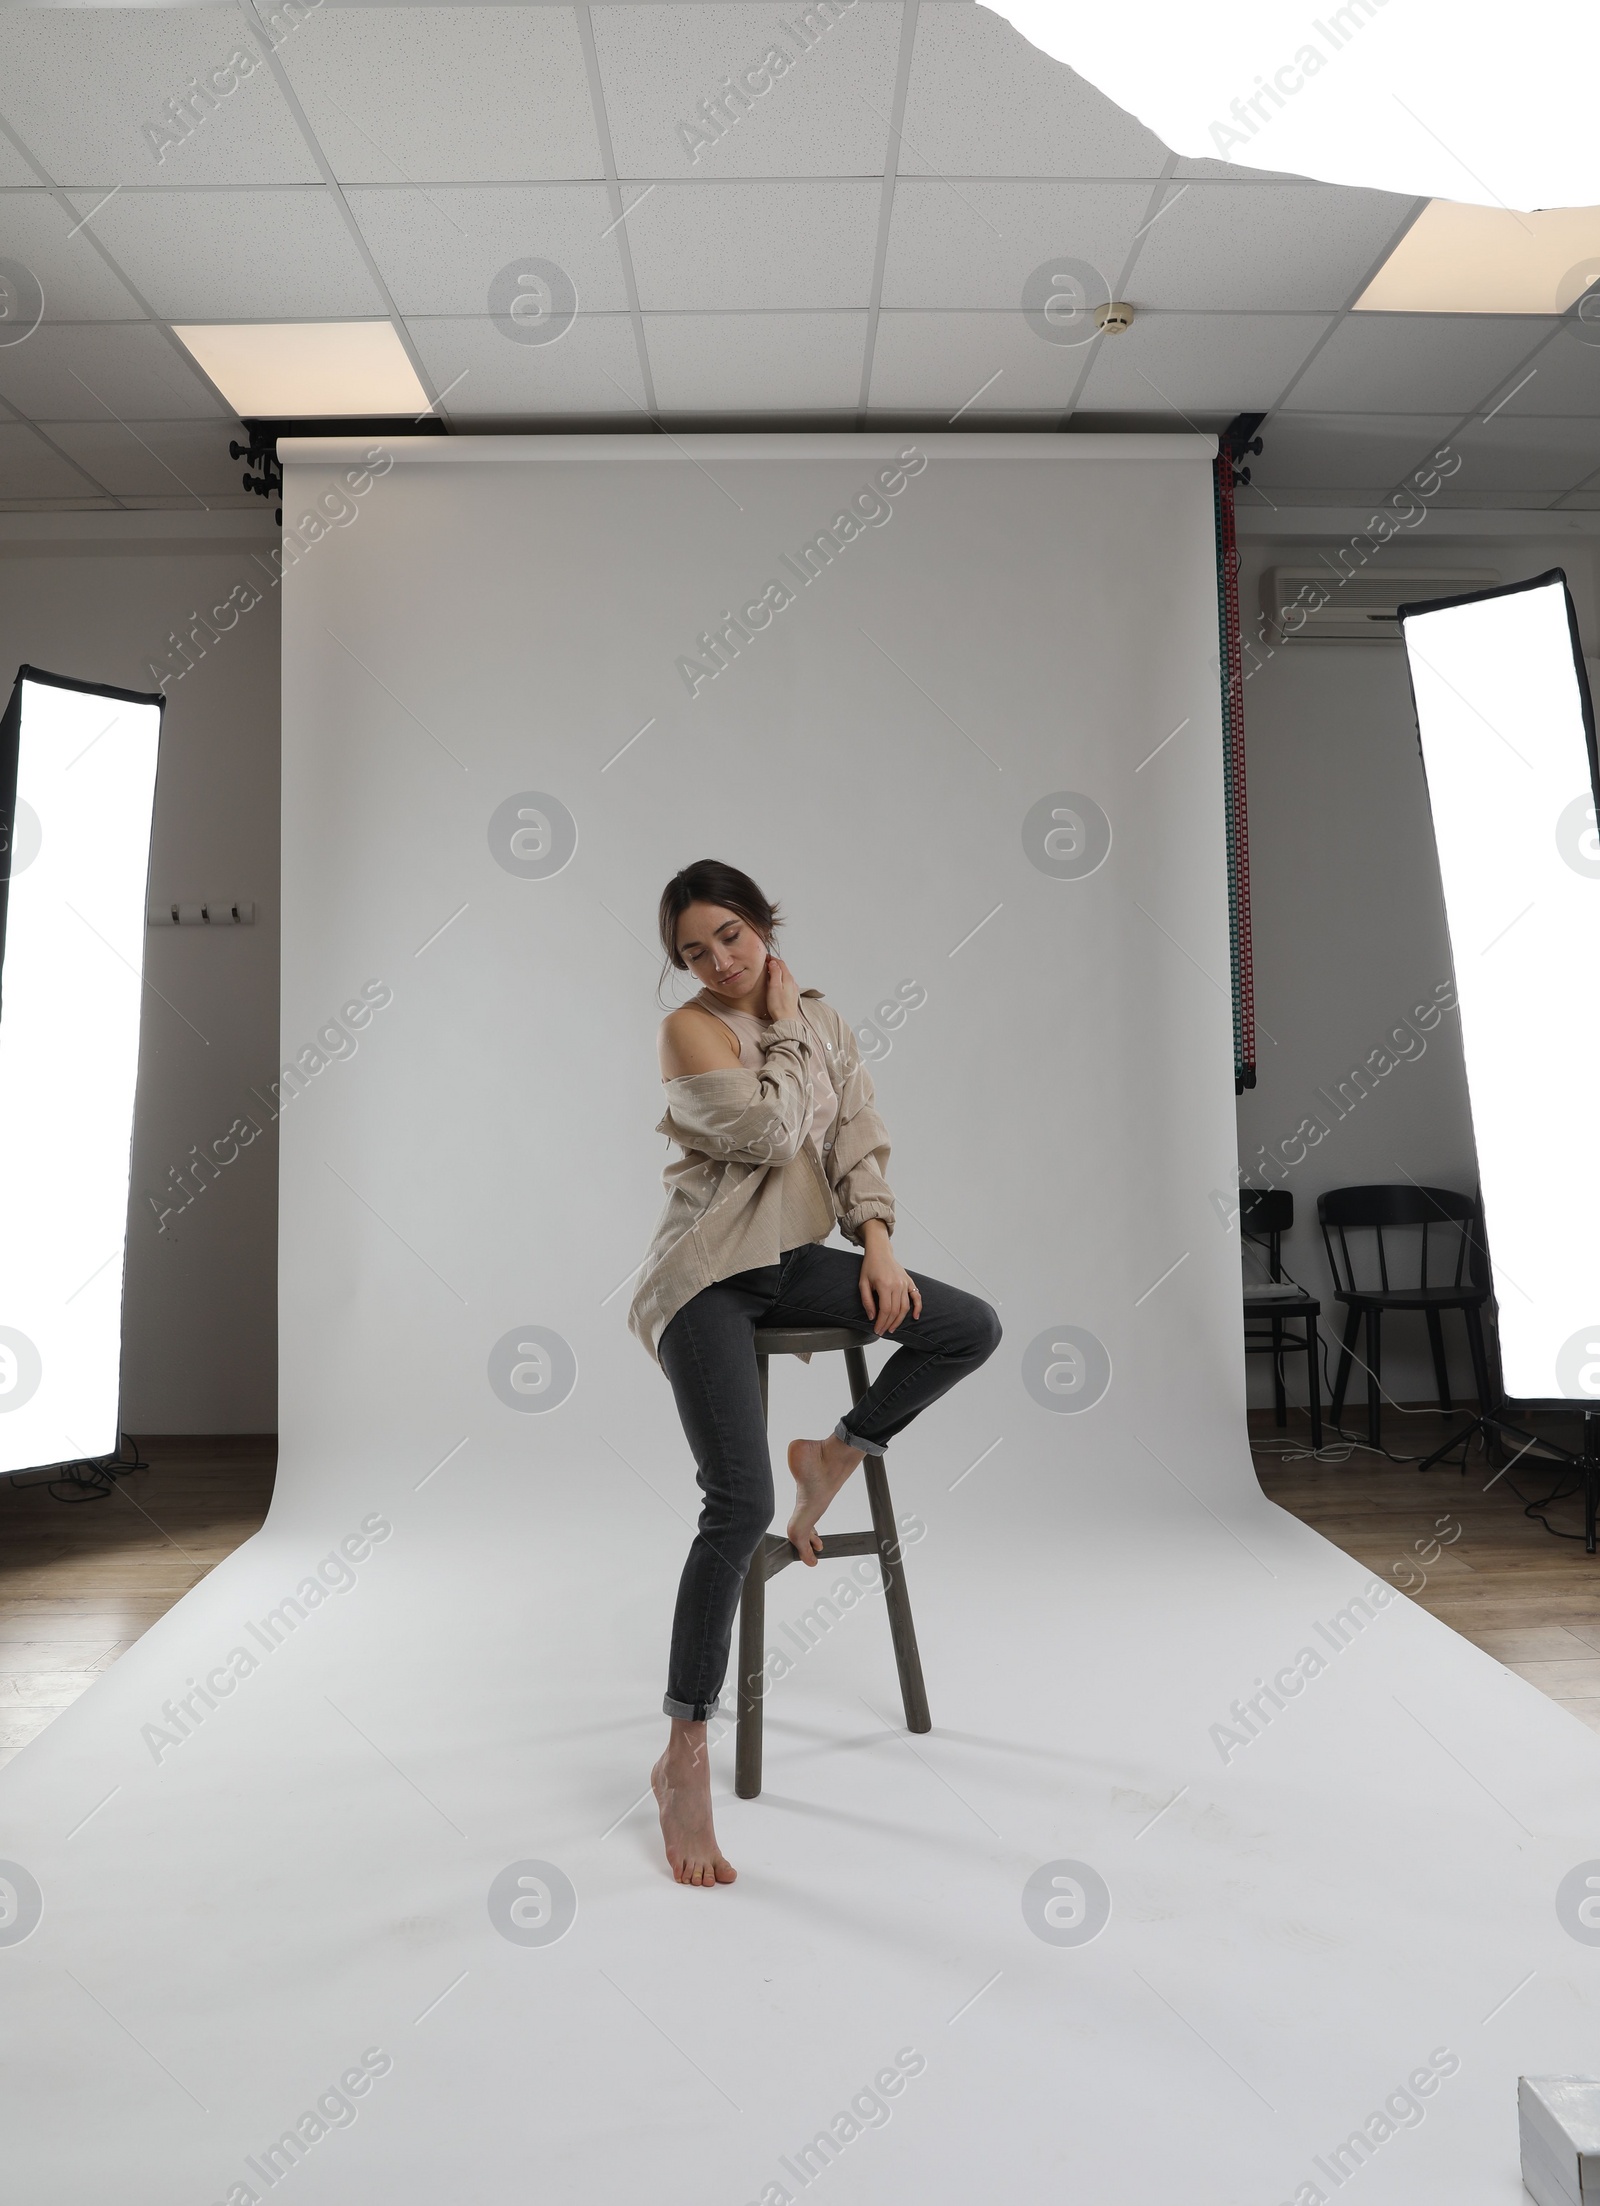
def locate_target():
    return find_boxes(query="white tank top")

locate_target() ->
[691,987,838,1156]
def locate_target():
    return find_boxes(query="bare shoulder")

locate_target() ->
[658,1004,741,1080]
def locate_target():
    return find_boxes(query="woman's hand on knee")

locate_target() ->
[858,1239,920,1335]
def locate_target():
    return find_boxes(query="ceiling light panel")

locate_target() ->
[1356,202,1600,315]
[170,321,428,416]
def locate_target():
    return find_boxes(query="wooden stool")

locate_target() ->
[734,1325,931,1798]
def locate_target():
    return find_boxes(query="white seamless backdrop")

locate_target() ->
[2,435,1594,2205]
[273,432,1245,1510]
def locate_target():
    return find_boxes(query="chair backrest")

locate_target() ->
[1239,1186,1292,1281]
[1316,1183,1479,1296]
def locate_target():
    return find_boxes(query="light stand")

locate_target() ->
[1399,570,1600,1545]
[0,667,163,1485]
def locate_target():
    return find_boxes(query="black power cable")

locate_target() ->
[7,1431,148,1504]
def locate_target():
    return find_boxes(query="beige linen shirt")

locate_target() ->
[627,988,896,1365]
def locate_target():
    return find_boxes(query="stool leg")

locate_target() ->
[736,1539,771,1800]
[1306,1319,1323,1451]
[845,1342,931,1734]
[737,1350,773,1801]
[1366,1306,1382,1450]
[863,1459,931,1733]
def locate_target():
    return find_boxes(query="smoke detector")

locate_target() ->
[1095,301,1135,334]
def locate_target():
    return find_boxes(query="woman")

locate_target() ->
[628,859,1002,1888]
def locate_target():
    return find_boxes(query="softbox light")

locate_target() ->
[0,667,163,1474]
[1398,572,1600,1408]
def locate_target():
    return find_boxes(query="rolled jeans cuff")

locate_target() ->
[663,1690,721,1721]
[834,1414,886,1458]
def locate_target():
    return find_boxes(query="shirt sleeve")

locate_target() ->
[824,1015,895,1244]
[658,1017,816,1166]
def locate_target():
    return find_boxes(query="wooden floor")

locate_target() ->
[4,1418,1600,1767]
[1252,1404,1600,1734]
[0,1435,276,1769]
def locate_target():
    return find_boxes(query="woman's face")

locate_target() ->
[674,902,768,1003]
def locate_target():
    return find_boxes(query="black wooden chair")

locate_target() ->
[1317,1184,1492,1449]
[1240,1188,1322,1447]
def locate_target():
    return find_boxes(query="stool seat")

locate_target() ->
[753,1324,871,1354]
[735,1327,931,1797]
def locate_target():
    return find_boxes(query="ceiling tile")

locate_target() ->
[1249,413,1461,491]
[1479,327,1600,416]
[592,1,903,179]
[405,314,646,417]
[0,8,320,187]
[1444,415,1600,494]
[1170,154,1312,182]
[46,416,243,500]
[1283,314,1553,413]
[644,310,864,410]
[0,322,227,422]
[899,4,1167,178]
[882,178,1152,310]
[0,137,41,189]
[869,308,1088,411]
[0,419,105,500]
[347,185,629,316]
[1129,182,1415,313]
[278,7,602,182]
[627,181,881,311]
[1418,485,1564,508]
[85,188,388,319]
[1075,310,1331,413]
[0,191,144,321]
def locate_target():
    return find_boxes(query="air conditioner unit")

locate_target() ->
[1261,566,1500,643]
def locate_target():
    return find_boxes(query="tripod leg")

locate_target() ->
[1587,1416,1599,1558]
[1463,1306,1500,1471]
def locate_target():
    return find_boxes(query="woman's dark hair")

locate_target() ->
[656,860,782,1001]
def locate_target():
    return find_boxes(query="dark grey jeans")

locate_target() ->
[657,1241,1002,1721]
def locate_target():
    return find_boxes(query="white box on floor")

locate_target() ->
[1520,2077,1600,2204]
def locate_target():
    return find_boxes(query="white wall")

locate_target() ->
[1232,507,1600,1412]
[0,512,280,1433]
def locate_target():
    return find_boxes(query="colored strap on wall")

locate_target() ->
[1214,452,1257,1093]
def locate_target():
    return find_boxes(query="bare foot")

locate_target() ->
[651,1720,736,1886]
[786,1434,865,1566]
